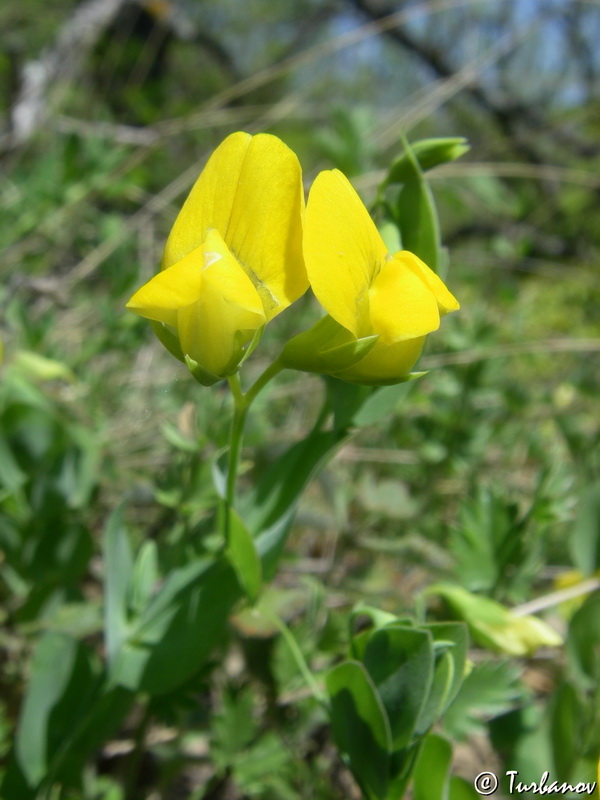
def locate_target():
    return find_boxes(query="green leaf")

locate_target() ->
[416,623,468,734]
[48,686,133,791]
[246,427,342,531]
[349,609,416,663]
[393,144,441,271]
[350,605,400,636]
[13,350,76,383]
[571,482,600,575]
[0,433,27,492]
[211,451,228,499]
[412,733,452,800]
[489,703,553,784]
[379,220,401,253]
[230,732,294,795]
[161,421,199,453]
[325,377,372,433]
[325,377,420,431]
[59,425,101,509]
[103,506,134,666]
[352,382,416,428]
[550,681,583,782]
[363,625,434,749]
[112,556,241,694]
[213,687,258,766]
[566,591,600,689]
[14,633,96,787]
[448,488,526,594]
[442,660,523,740]
[326,660,392,800]
[129,539,159,618]
[448,776,480,800]
[244,427,345,579]
[385,138,470,185]
[228,508,262,602]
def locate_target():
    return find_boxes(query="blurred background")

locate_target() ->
[1,0,599,798]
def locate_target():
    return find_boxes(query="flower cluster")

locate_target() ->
[127,132,459,386]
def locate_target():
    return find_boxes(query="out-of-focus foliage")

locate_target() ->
[1,0,600,798]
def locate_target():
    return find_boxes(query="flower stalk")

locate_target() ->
[224,358,284,541]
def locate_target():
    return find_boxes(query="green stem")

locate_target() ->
[226,385,248,511]
[245,356,284,406]
[224,359,285,539]
[267,611,328,708]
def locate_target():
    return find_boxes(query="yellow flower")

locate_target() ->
[127,132,307,385]
[283,169,459,384]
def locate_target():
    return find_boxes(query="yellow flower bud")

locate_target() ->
[430,584,562,657]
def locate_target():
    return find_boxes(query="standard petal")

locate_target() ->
[368,256,441,343]
[304,170,388,338]
[162,131,252,270]
[393,250,460,315]
[125,246,205,326]
[163,132,307,320]
[224,133,306,319]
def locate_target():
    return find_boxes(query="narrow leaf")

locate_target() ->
[228,508,262,602]
[15,634,95,787]
[393,140,441,272]
[385,138,469,185]
[566,591,600,689]
[245,427,345,579]
[114,556,241,694]
[416,623,468,733]
[103,505,133,666]
[396,174,440,272]
[571,482,600,575]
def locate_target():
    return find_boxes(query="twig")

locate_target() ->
[6,0,130,149]
[512,577,600,617]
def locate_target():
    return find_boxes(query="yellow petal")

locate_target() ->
[177,230,266,376]
[393,251,460,315]
[368,256,440,343]
[304,169,388,337]
[163,132,251,269]
[336,337,426,383]
[224,134,306,319]
[126,245,205,327]
[163,132,307,320]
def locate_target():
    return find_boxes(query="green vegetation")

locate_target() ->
[1,1,599,798]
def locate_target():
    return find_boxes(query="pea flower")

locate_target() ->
[127,132,307,385]
[282,169,459,385]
